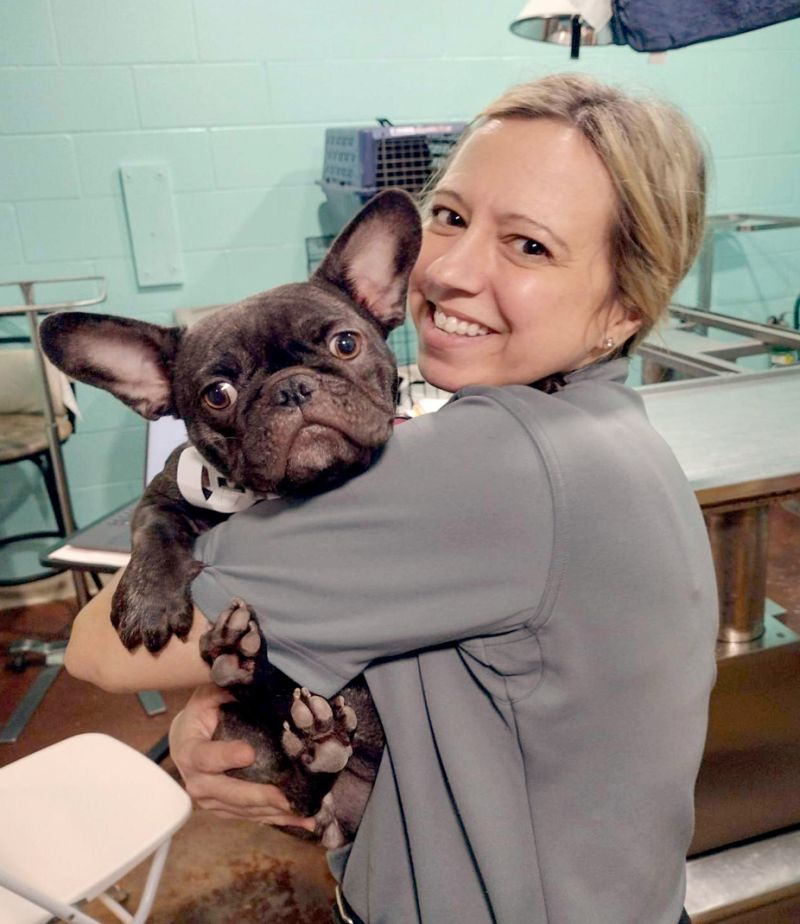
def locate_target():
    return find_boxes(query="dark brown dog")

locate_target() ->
[40,189,422,846]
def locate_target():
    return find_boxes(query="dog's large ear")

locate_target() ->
[312,189,422,335]
[40,312,181,420]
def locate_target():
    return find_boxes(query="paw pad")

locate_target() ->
[281,688,357,774]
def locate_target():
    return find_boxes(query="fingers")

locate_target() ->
[271,815,317,832]
[168,682,313,831]
[186,681,236,708]
[187,777,293,818]
[201,805,316,830]
[184,737,256,775]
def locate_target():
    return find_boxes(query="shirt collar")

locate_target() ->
[562,356,630,386]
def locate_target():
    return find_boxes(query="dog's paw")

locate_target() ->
[199,598,262,687]
[281,689,357,774]
[111,564,199,652]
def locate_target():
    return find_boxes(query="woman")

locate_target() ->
[67,74,718,923]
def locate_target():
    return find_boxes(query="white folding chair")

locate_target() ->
[0,733,192,924]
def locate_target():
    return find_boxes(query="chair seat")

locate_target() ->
[0,733,192,924]
[0,413,72,463]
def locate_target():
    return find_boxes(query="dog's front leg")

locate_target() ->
[112,467,223,652]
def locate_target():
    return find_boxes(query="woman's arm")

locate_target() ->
[65,568,213,693]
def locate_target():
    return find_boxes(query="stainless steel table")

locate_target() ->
[642,367,800,912]
[641,366,800,646]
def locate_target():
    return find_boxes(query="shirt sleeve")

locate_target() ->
[191,391,556,696]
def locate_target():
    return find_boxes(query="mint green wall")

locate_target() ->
[1,2,799,563]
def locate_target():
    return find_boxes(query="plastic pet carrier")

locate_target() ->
[312,121,465,403]
[320,121,465,229]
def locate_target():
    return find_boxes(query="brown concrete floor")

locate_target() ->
[0,603,335,921]
[1,502,799,922]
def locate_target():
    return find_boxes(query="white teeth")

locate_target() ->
[432,307,489,337]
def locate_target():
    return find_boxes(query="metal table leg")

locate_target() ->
[0,646,65,744]
[705,503,770,642]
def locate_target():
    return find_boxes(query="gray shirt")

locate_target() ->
[192,358,718,924]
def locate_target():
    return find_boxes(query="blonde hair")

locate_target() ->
[426,73,707,350]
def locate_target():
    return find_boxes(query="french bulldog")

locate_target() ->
[40,189,422,846]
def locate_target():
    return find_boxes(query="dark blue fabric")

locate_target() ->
[610,0,799,52]
[678,909,692,924]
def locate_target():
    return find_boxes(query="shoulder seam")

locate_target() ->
[460,388,568,633]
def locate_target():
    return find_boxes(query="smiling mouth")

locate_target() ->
[427,301,491,338]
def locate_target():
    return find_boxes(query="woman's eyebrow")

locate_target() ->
[502,212,568,252]
[432,186,568,252]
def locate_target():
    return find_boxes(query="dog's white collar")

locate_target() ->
[176,445,276,513]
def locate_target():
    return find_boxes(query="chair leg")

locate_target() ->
[0,839,174,924]
[0,867,103,924]
[32,449,67,537]
[131,837,173,923]
[96,838,174,924]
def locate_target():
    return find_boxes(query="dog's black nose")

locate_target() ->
[278,374,316,408]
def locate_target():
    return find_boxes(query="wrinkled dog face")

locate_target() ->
[41,190,422,496]
[174,285,400,495]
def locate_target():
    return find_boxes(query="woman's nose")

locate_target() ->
[422,228,489,298]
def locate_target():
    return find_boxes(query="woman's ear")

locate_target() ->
[603,301,643,349]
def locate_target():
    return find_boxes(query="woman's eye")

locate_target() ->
[329,330,362,360]
[202,381,237,410]
[430,206,465,228]
[517,238,548,257]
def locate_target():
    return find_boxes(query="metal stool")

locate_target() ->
[0,277,106,741]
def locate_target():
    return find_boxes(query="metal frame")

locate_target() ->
[697,212,800,313]
[0,276,106,603]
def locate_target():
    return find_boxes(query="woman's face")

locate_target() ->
[408,117,641,392]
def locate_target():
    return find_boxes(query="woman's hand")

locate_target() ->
[169,683,315,831]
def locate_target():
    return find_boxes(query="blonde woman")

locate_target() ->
[68,74,717,924]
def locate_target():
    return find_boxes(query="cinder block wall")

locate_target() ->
[1,1,798,568]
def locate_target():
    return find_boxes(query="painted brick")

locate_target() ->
[0,465,57,538]
[694,105,800,158]
[175,185,325,251]
[704,50,800,105]
[193,0,524,62]
[619,47,714,109]
[71,381,138,433]
[75,130,214,196]
[135,64,270,128]
[267,57,522,125]
[0,0,57,65]
[223,244,308,299]
[711,250,799,306]
[0,136,79,200]
[51,0,196,64]
[0,67,138,134]
[16,198,129,262]
[0,261,96,307]
[211,126,326,189]
[70,480,143,528]
[63,424,145,489]
[91,252,235,321]
[0,206,22,264]
[713,155,800,212]
[179,250,241,308]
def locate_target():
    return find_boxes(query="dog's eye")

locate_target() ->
[202,381,237,410]
[329,331,362,360]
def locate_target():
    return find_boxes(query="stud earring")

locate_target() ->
[602,336,615,350]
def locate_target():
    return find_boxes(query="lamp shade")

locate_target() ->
[510,0,615,48]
